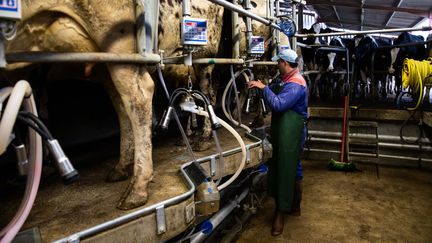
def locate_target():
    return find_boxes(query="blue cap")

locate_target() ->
[271,49,298,63]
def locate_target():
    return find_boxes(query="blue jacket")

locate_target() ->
[262,70,308,120]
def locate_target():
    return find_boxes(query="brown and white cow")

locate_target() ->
[2,0,228,210]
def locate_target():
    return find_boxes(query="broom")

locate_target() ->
[328,96,357,171]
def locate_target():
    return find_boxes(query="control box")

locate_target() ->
[0,0,21,20]
[181,17,207,46]
[249,36,265,55]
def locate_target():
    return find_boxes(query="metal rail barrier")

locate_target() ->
[53,133,263,243]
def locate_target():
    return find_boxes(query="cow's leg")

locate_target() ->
[371,76,379,100]
[192,65,215,151]
[108,64,154,210]
[426,87,431,106]
[338,73,346,98]
[105,80,135,182]
[80,64,135,182]
[314,73,322,99]
[381,75,388,99]
[360,70,368,98]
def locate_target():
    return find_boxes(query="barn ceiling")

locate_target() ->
[305,0,432,31]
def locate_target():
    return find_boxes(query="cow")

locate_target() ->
[388,32,426,97]
[427,34,432,58]
[2,0,224,210]
[353,34,392,99]
[326,37,355,99]
[298,22,332,100]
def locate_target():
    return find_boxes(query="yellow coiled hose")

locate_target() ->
[401,57,432,110]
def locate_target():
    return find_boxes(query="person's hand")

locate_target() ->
[248,80,266,90]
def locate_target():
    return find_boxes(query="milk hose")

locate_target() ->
[1,81,42,243]
[222,69,252,133]
[194,110,246,191]
[157,64,196,161]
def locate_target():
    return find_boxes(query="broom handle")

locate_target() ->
[340,95,348,162]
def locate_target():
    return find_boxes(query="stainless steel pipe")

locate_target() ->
[295,26,432,38]
[308,137,432,152]
[53,133,263,243]
[163,57,244,65]
[190,187,250,243]
[6,52,161,64]
[308,130,431,145]
[208,0,282,31]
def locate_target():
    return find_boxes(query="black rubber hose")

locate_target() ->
[191,90,211,106]
[399,110,422,144]
[16,115,51,141]
[18,111,53,139]
[169,90,188,106]
[169,88,189,104]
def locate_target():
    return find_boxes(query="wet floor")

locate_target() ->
[237,160,432,243]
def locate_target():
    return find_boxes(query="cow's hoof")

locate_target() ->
[192,140,212,151]
[117,191,148,210]
[106,169,129,182]
[175,137,195,146]
[250,116,265,128]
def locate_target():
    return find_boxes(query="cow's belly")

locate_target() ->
[8,15,96,53]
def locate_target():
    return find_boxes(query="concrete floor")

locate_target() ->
[237,160,432,243]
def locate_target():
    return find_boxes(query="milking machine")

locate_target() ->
[0,3,33,243]
[0,80,79,243]
[153,1,263,241]
[0,2,79,242]
[0,81,41,243]
[245,29,269,117]
[157,1,296,240]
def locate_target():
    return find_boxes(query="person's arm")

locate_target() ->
[263,83,303,112]
[249,80,303,113]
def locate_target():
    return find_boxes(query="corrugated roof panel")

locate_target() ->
[391,12,423,26]
[306,0,430,32]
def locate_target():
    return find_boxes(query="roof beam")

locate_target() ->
[332,5,343,28]
[316,18,398,30]
[307,0,430,17]
[384,0,404,29]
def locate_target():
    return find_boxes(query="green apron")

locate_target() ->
[268,109,304,212]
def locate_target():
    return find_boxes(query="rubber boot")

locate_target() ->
[271,210,284,236]
[290,180,303,216]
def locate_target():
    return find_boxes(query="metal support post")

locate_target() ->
[231,0,240,59]
[291,2,297,50]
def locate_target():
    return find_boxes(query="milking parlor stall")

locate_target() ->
[0,0,432,242]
